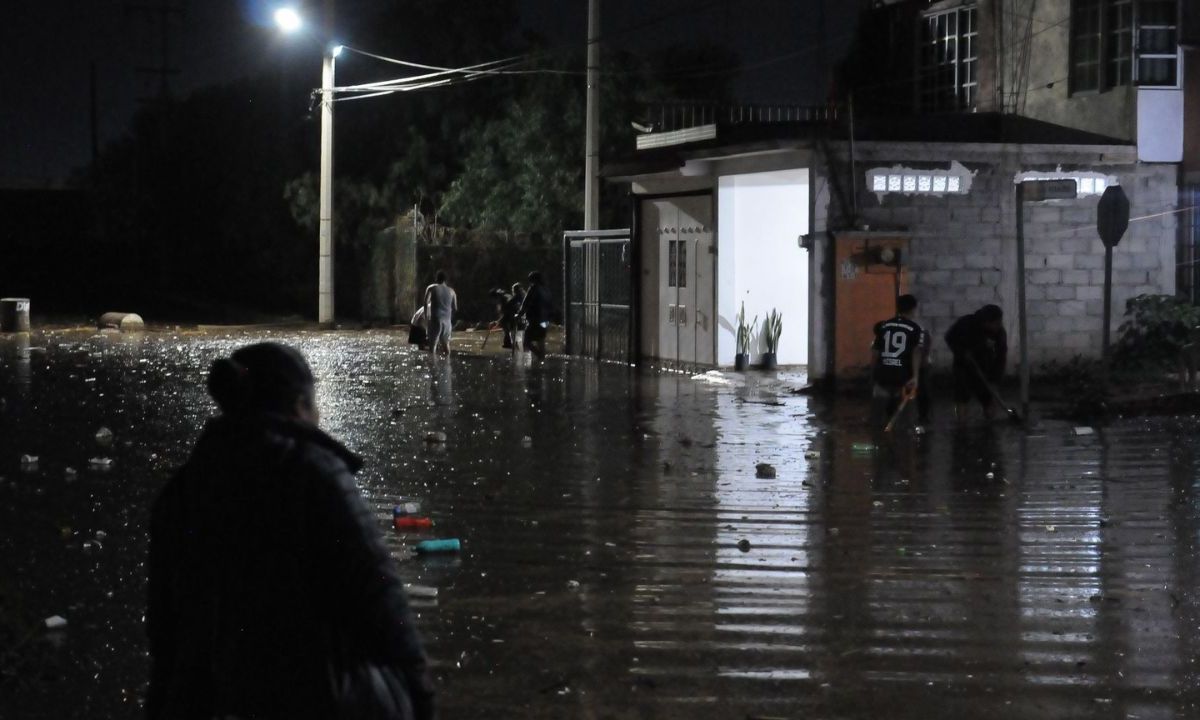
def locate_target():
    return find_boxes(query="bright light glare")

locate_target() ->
[274,7,303,33]
[332,44,344,58]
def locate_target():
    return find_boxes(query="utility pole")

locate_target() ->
[128,0,182,102]
[584,0,601,230]
[318,0,337,326]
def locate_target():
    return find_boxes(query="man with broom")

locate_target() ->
[871,294,925,431]
[945,303,1009,422]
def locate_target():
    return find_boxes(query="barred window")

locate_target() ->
[1072,0,1179,92]
[918,6,978,112]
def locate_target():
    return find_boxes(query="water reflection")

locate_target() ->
[1,332,1199,720]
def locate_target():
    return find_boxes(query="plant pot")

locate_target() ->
[734,353,749,371]
[760,352,778,371]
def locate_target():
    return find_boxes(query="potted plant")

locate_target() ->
[735,302,755,371]
[761,310,783,370]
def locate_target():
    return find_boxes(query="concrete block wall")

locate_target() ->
[826,142,1178,371]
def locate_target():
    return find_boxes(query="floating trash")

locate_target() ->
[20,455,38,470]
[393,502,421,518]
[804,450,821,460]
[405,584,439,599]
[851,442,875,453]
[1073,427,1095,436]
[521,436,533,448]
[64,467,78,481]
[44,615,68,630]
[423,431,448,444]
[394,516,433,531]
[415,538,461,554]
[567,580,581,590]
[95,427,114,446]
[736,539,751,552]
[755,463,777,479]
[89,457,114,471]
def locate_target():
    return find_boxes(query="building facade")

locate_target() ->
[597,0,1196,382]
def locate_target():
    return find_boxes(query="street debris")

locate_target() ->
[44,615,68,630]
[1073,426,1095,436]
[755,463,777,479]
[95,426,114,446]
[89,457,113,471]
[424,430,448,444]
[415,538,461,554]
[20,455,38,470]
[737,539,752,552]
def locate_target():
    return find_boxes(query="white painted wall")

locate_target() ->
[1137,88,1184,162]
[716,169,810,366]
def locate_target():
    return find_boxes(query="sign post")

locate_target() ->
[1096,185,1130,375]
[1016,179,1077,418]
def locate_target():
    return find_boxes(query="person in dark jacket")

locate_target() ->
[945,304,1008,421]
[518,271,552,359]
[147,342,434,720]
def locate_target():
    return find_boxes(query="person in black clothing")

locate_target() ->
[490,283,525,349]
[519,271,552,359]
[871,294,925,429]
[147,343,434,720]
[945,303,1008,421]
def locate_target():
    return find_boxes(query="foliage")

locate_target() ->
[763,310,783,354]
[1038,355,1110,420]
[1112,294,1200,374]
[735,302,756,356]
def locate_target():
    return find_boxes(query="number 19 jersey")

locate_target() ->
[872,316,925,388]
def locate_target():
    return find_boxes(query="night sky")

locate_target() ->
[1,0,858,185]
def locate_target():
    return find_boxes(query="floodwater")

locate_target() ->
[2,330,1200,719]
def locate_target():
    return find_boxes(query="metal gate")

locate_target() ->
[563,229,633,362]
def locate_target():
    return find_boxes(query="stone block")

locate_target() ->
[935,254,967,270]
[1134,284,1162,296]
[922,300,951,318]
[915,269,950,286]
[1085,299,1104,315]
[1075,285,1103,300]
[965,253,998,269]
[980,270,1002,286]
[1062,270,1090,285]
[1132,252,1161,270]
[1029,300,1058,317]
[1090,269,1106,284]
[1113,253,1134,270]
[1029,269,1061,285]
[952,270,982,286]
[1058,300,1087,317]
[965,286,998,303]
[1046,285,1075,300]
[1045,316,1080,332]
[1114,269,1149,285]
[1029,206,1062,224]
[1074,254,1104,270]
[1025,284,1047,300]
[980,207,1001,223]
[1045,253,1074,269]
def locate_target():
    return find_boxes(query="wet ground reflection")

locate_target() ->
[2,330,1200,718]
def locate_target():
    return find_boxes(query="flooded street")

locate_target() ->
[2,330,1200,719]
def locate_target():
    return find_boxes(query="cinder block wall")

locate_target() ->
[824,142,1178,370]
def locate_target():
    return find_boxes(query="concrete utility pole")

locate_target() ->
[318,0,337,327]
[584,0,601,230]
[318,49,336,326]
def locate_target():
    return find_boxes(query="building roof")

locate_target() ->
[604,112,1132,180]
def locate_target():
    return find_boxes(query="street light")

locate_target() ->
[275,7,337,326]
[273,7,303,34]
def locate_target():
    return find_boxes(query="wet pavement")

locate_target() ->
[2,329,1200,719]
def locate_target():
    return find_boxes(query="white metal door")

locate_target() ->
[656,203,679,361]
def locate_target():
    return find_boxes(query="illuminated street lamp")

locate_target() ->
[275,7,338,326]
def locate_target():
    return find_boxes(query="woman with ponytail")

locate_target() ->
[147,342,434,719]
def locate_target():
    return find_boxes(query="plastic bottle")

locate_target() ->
[415,539,460,554]
[394,516,433,530]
